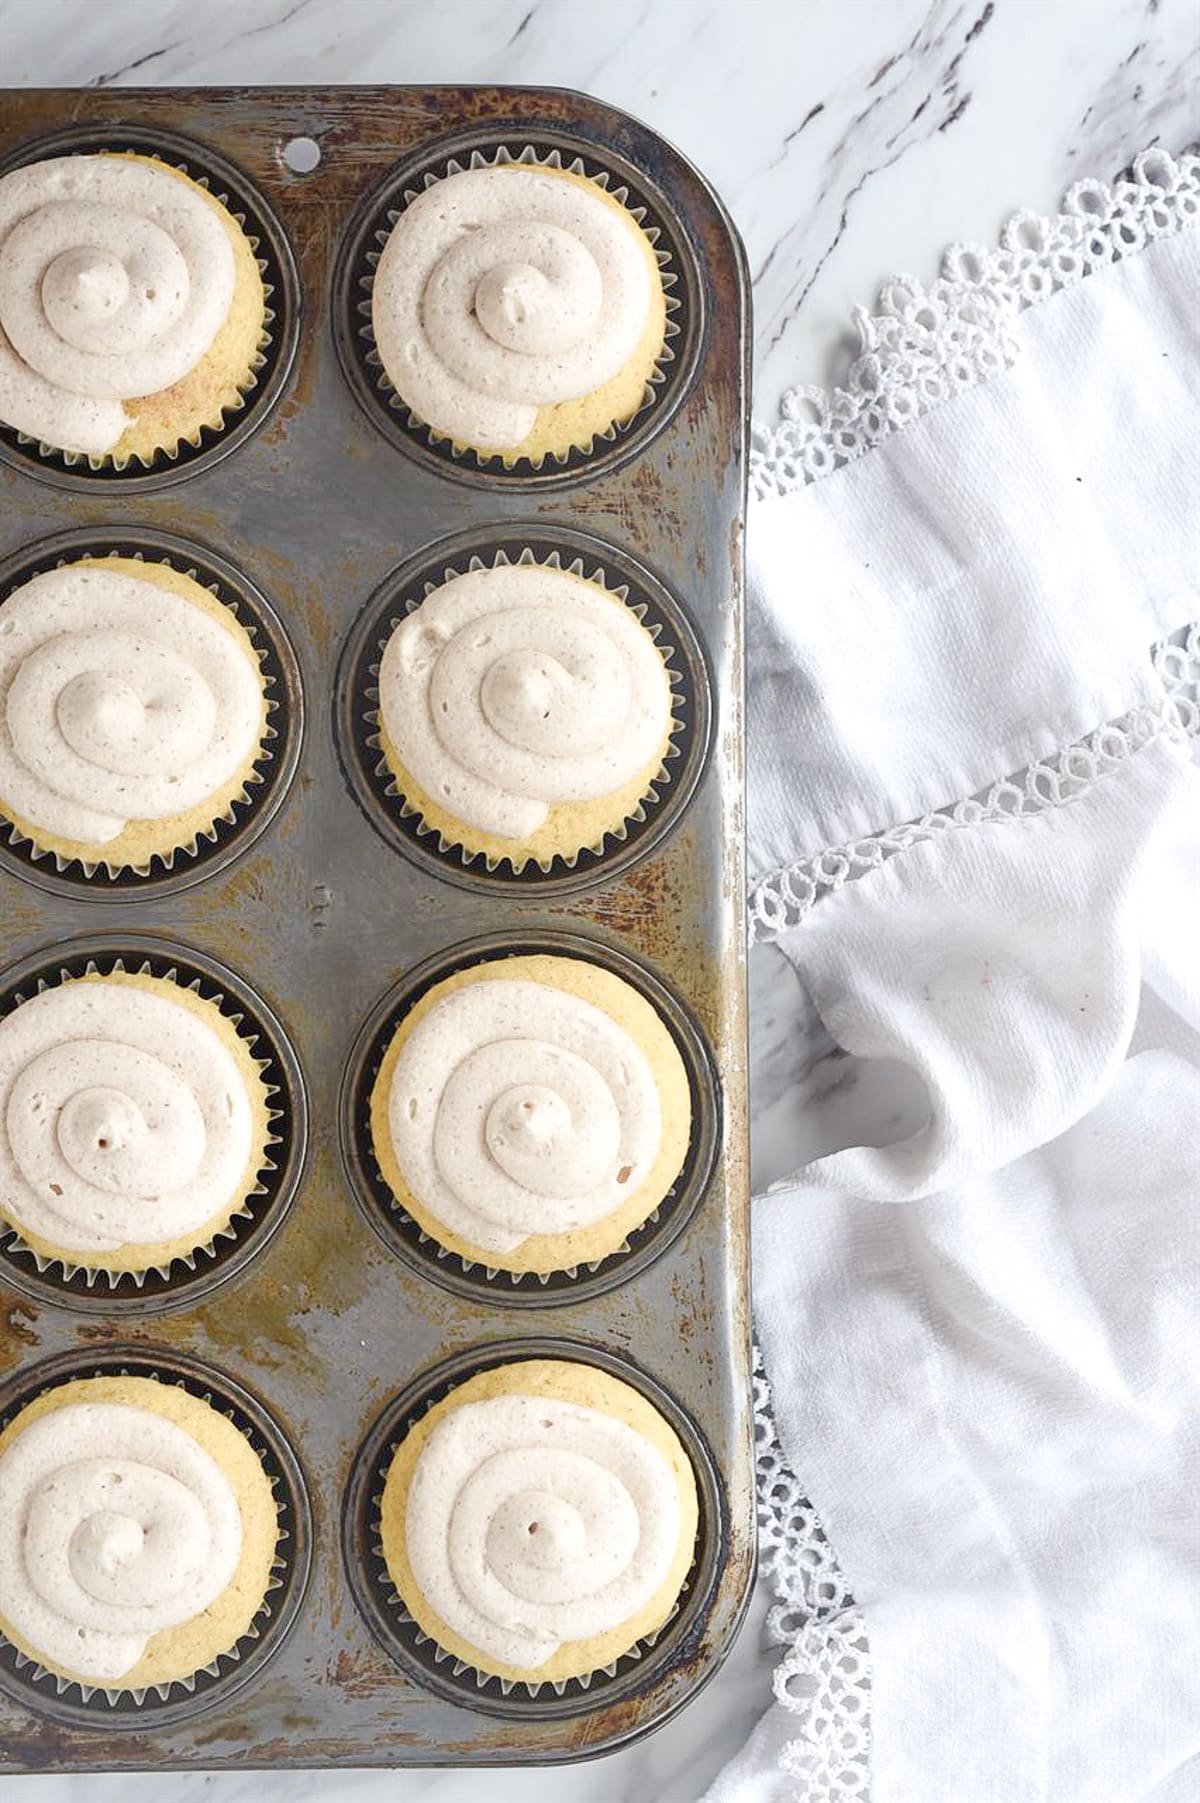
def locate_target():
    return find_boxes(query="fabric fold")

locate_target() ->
[769,733,1192,1201]
[748,224,1200,884]
[755,1045,1200,1803]
[726,142,1200,1803]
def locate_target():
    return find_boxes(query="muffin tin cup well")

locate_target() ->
[342,1337,725,1719]
[333,130,702,490]
[333,525,712,896]
[0,1344,312,1728]
[0,934,308,1315]
[0,124,300,494]
[0,527,304,901]
[339,929,721,1306]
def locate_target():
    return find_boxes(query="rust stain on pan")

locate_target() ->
[0,1299,39,1369]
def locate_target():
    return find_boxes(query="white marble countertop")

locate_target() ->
[1,0,1196,1797]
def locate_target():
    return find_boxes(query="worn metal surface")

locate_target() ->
[0,85,751,1772]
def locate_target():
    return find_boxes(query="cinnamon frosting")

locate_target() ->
[0,154,236,454]
[0,1400,242,1681]
[386,975,663,1255]
[0,978,254,1255]
[403,1391,680,1671]
[378,564,671,842]
[371,167,654,451]
[0,562,262,847]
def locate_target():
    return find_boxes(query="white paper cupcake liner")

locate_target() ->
[0,530,302,898]
[0,940,307,1313]
[0,1348,310,1723]
[338,137,694,481]
[336,526,712,895]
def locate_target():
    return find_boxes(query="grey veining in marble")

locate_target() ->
[2,0,1197,419]
[0,0,1196,1797]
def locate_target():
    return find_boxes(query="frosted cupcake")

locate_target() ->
[0,152,265,464]
[0,1372,278,1690]
[0,554,268,875]
[0,970,269,1275]
[379,1358,698,1685]
[368,952,691,1275]
[370,163,667,465]
[375,561,674,871]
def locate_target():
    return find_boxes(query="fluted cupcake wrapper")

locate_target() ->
[339,138,695,483]
[367,1487,689,1703]
[342,1340,721,1720]
[336,527,713,897]
[0,940,307,1315]
[0,127,299,490]
[338,929,722,1308]
[0,1348,310,1724]
[366,544,688,877]
[0,529,303,899]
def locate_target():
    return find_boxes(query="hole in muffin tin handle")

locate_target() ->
[282,135,322,175]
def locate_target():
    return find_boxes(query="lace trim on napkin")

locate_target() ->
[755,1348,871,1802]
[749,626,1200,940]
[750,148,1200,501]
[746,151,1200,1800]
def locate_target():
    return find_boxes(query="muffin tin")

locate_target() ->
[0,86,750,1773]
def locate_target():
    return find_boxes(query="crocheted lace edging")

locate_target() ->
[744,150,1200,1799]
[754,1348,870,1802]
[750,147,1200,500]
[749,627,1200,941]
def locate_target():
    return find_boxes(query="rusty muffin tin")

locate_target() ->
[0,85,751,1773]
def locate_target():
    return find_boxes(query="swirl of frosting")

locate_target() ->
[379,566,671,841]
[0,155,236,455]
[0,563,263,847]
[0,978,254,1254]
[372,168,653,449]
[387,976,661,1253]
[0,1401,242,1680]
[404,1392,680,1670]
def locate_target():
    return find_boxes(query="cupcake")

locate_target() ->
[0,152,265,464]
[0,554,268,875]
[0,1371,278,1689]
[0,969,270,1275]
[370,162,667,465]
[375,560,675,870]
[368,952,691,1275]
[379,1358,698,1684]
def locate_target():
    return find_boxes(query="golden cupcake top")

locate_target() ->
[381,1358,698,1683]
[369,952,692,1275]
[0,152,264,465]
[0,154,246,456]
[371,164,665,457]
[0,970,267,1269]
[0,556,266,867]
[0,1372,278,1689]
[377,561,673,854]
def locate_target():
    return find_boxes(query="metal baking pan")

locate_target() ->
[0,84,751,1773]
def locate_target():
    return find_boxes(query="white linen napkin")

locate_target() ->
[720,147,1200,1803]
